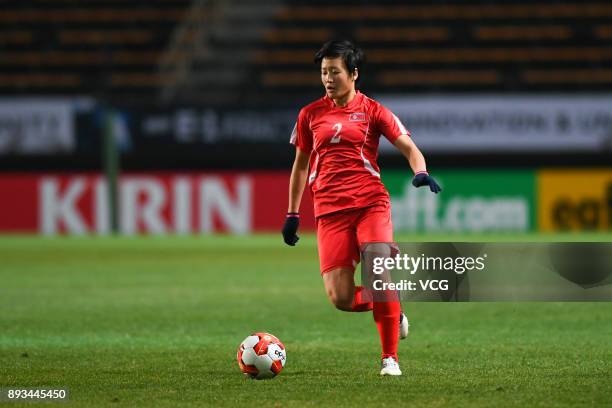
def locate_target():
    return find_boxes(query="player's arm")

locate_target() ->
[282,147,310,246]
[376,103,441,193]
[288,146,310,213]
[394,135,441,194]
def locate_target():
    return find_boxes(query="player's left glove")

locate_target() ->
[412,171,441,193]
[282,213,300,246]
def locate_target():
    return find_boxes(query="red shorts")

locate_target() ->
[316,203,394,274]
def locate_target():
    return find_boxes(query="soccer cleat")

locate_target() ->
[399,312,409,339]
[380,357,402,376]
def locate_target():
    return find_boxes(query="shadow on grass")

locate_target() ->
[279,371,305,377]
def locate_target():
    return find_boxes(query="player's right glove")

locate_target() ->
[412,171,442,193]
[282,213,300,246]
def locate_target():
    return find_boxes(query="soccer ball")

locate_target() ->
[237,332,286,379]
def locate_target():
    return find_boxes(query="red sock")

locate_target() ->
[351,286,373,312]
[373,298,401,359]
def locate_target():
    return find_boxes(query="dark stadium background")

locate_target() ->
[1,0,611,236]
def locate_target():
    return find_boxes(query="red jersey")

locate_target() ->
[290,91,410,218]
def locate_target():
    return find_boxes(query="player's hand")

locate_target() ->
[412,172,442,193]
[282,213,300,246]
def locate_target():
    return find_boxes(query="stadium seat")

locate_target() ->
[1,0,611,100]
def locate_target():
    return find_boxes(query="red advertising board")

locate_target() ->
[0,172,315,235]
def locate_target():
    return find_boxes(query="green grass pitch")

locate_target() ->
[1,234,611,407]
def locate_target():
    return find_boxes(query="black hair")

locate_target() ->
[314,40,364,84]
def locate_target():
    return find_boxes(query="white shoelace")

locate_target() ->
[382,357,399,369]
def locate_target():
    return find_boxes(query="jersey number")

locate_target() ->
[331,123,342,144]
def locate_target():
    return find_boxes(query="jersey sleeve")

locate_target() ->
[289,108,313,153]
[376,104,410,144]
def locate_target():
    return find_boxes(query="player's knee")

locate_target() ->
[363,242,394,258]
[327,288,353,311]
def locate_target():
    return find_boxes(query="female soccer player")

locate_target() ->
[282,40,441,376]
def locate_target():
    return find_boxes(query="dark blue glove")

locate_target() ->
[412,172,441,193]
[282,213,300,246]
